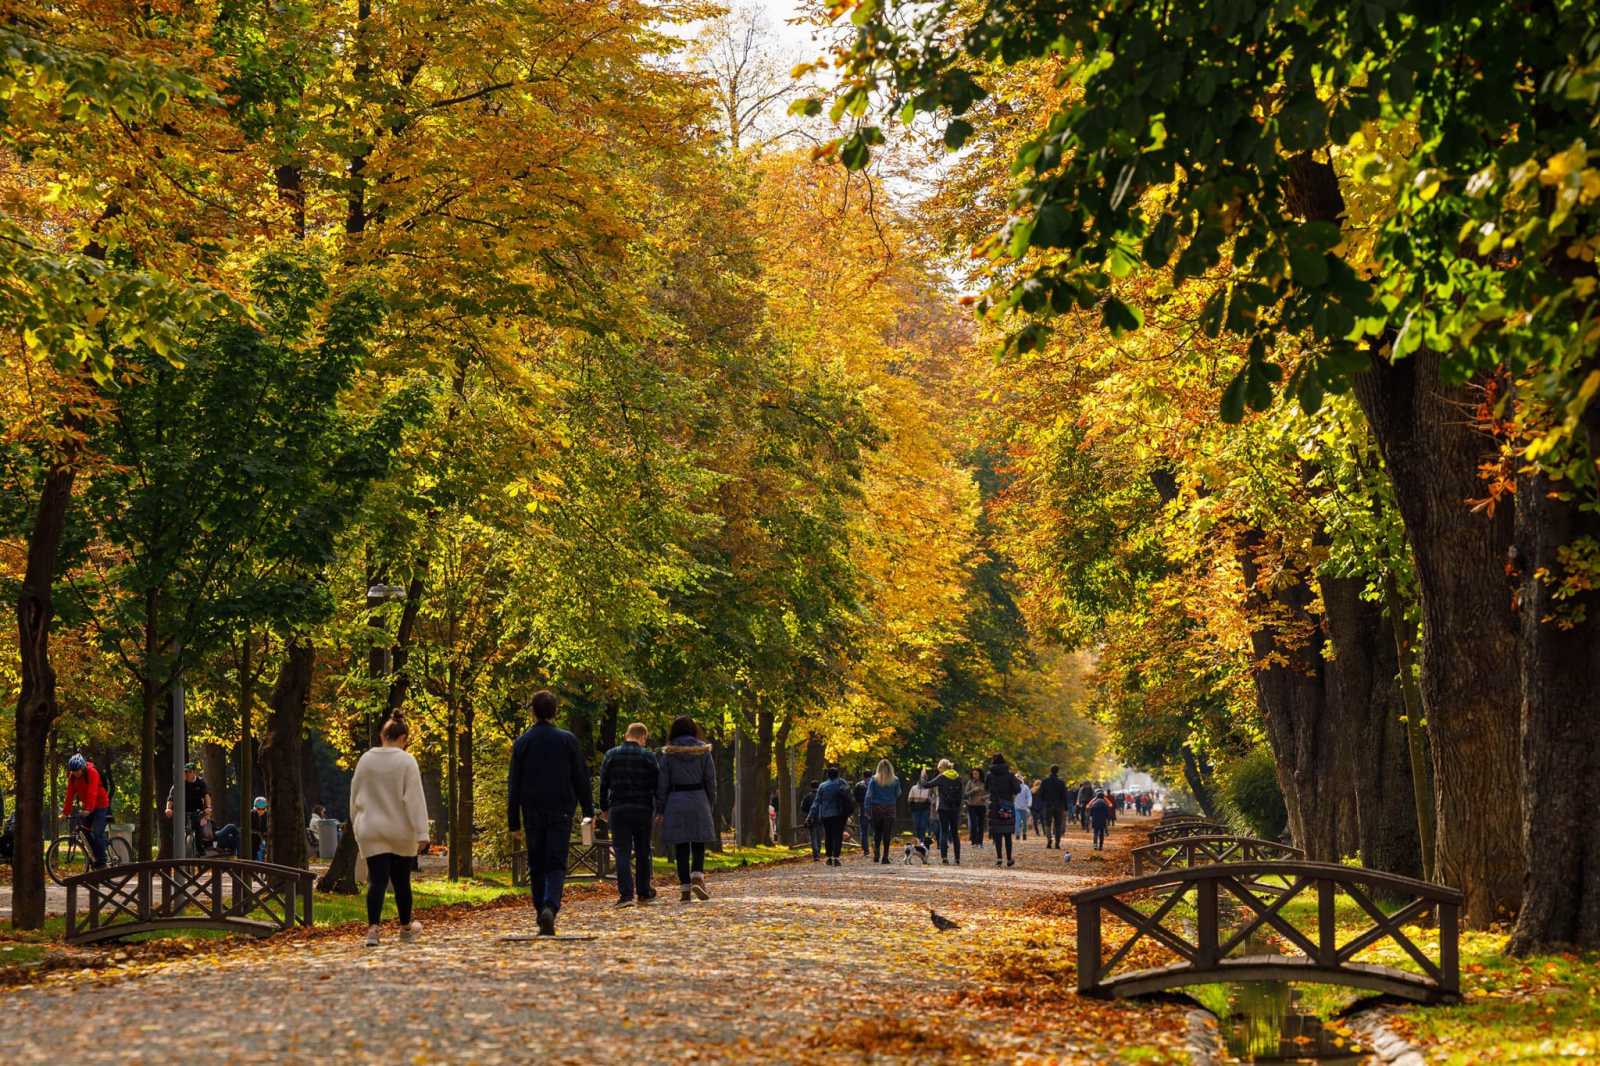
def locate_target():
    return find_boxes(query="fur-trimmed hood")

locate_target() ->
[662,739,711,756]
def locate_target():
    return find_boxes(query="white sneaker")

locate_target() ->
[364,926,380,948]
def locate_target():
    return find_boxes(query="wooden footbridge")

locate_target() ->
[65,858,314,945]
[1071,860,1461,1004]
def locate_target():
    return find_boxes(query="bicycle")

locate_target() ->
[46,814,134,885]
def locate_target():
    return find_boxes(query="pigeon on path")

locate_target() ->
[929,908,960,932]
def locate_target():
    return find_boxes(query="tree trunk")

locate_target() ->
[1321,573,1420,878]
[11,460,75,929]
[237,634,255,858]
[599,698,619,754]
[774,716,794,843]
[446,664,458,880]
[264,640,313,868]
[710,730,732,852]
[457,695,475,878]
[802,733,825,787]
[1383,572,1436,881]
[735,722,769,846]
[1236,531,1345,862]
[1507,463,1600,953]
[200,743,228,824]
[140,587,162,860]
[1353,352,1524,926]
[1181,744,1218,819]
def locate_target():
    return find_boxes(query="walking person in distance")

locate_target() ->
[986,754,1021,867]
[1087,789,1114,850]
[657,716,717,901]
[864,759,901,864]
[1013,774,1032,841]
[599,722,659,907]
[800,779,823,861]
[350,715,431,947]
[853,771,872,856]
[811,766,853,865]
[908,769,934,851]
[927,759,963,865]
[1036,766,1070,849]
[963,767,987,846]
[507,690,594,936]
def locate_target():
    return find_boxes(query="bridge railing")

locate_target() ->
[1132,835,1304,874]
[65,858,314,945]
[1147,821,1230,843]
[1070,862,1461,1005]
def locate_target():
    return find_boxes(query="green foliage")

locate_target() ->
[1216,746,1288,842]
[829,0,1600,491]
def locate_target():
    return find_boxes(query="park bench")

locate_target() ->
[65,857,314,945]
[1071,861,1461,1005]
[510,824,613,886]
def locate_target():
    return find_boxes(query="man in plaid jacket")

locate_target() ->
[598,723,660,907]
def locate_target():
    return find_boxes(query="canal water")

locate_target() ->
[1208,980,1367,1063]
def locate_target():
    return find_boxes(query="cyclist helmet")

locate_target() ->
[253,797,268,811]
[67,753,87,773]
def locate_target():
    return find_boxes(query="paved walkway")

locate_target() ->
[0,816,1185,1064]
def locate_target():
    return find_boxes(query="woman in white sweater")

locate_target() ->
[349,715,430,947]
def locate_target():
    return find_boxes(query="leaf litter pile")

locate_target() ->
[0,820,1191,1064]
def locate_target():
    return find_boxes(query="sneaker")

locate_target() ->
[537,906,556,937]
[995,859,1003,867]
[1007,859,1015,867]
[940,857,948,865]
[364,926,380,948]
[399,920,422,943]
[638,891,657,905]
[614,898,635,909]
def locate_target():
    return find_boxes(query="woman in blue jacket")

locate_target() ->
[810,766,854,866]
[863,760,901,864]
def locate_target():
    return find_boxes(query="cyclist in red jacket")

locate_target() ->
[63,753,111,868]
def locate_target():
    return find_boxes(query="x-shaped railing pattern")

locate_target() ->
[66,859,314,945]
[1070,862,1462,1005]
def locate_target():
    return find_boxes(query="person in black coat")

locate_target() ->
[1086,788,1114,849]
[984,754,1022,867]
[507,690,593,936]
[1035,767,1070,849]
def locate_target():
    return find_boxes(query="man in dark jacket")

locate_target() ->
[599,722,658,908]
[508,690,593,935]
[853,773,871,855]
[1036,766,1071,849]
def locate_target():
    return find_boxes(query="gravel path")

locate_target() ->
[0,815,1183,1064]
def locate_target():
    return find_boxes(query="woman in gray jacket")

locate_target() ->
[657,715,717,902]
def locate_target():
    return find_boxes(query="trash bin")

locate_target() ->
[314,818,340,859]
[108,823,135,849]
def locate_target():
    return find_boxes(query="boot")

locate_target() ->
[690,871,710,900]
[680,885,693,902]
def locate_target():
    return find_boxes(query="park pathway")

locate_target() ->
[0,815,1188,1064]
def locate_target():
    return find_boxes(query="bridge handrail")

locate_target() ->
[1131,835,1304,873]
[1070,860,1461,905]
[1147,821,1230,841]
[1069,861,1462,1005]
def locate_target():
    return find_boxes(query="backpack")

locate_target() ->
[95,760,114,808]
[836,782,856,818]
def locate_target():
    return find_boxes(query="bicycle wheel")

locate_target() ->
[44,835,82,886]
[106,837,134,868]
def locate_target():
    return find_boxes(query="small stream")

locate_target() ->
[1187,891,1369,1063]
[1210,981,1366,1063]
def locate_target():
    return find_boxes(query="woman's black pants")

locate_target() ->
[821,815,847,858]
[365,853,414,926]
[674,842,706,884]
